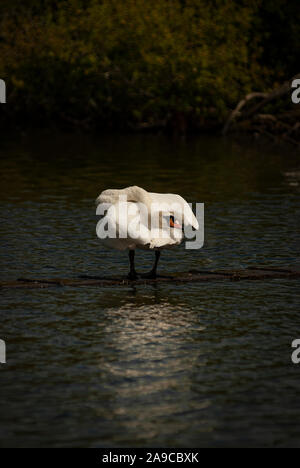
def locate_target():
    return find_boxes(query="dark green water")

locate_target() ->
[0,133,299,447]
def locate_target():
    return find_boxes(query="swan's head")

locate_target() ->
[154,194,199,232]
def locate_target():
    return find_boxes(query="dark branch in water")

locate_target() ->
[1,267,299,289]
[223,73,300,147]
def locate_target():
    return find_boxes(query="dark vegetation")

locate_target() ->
[0,0,299,140]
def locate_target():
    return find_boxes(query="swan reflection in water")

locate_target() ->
[93,289,212,444]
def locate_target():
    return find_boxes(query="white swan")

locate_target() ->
[96,186,198,279]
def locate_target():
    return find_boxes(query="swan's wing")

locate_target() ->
[96,189,122,205]
[96,186,151,206]
[98,201,152,248]
[148,235,182,249]
[125,202,152,247]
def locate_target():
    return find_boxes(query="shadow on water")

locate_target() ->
[0,132,300,447]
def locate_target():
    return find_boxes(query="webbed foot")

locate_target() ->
[141,271,157,279]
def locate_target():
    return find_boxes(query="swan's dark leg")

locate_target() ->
[152,251,161,275]
[141,251,161,279]
[127,250,138,280]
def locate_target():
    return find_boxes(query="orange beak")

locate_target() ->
[170,218,182,229]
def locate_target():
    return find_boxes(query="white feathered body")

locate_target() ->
[96,186,198,251]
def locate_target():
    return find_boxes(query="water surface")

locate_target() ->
[0,133,299,447]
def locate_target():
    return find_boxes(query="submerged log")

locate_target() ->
[0,266,299,289]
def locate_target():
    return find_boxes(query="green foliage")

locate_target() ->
[0,0,298,131]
